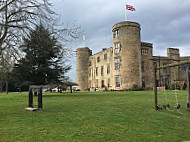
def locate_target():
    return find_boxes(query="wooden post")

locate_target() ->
[27,85,43,111]
[152,60,190,110]
[158,56,161,87]
[154,66,158,110]
[187,71,190,109]
[38,87,43,110]
[70,85,72,93]
[29,89,33,108]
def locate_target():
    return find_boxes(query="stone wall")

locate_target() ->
[88,48,113,90]
[76,21,190,91]
[141,42,154,89]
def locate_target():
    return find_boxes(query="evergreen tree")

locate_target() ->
[12,24,71,86]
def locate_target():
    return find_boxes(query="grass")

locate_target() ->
[0,91,190,142]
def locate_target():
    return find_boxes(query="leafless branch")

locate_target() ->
[0,0,80,79]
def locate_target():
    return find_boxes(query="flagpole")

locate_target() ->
[83,41,85,47]
[125,4,127,21]
[83,35,87,47]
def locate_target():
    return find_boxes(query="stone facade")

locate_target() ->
[76,21,190,91]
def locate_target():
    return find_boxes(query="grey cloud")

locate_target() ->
[51,0,190,80]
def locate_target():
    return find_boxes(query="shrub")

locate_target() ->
[128,84,142,91]
[104,86,108,91]
[169,82,180,90]
[182,82,187,90]
[165,84,169,90]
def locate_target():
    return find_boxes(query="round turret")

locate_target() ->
[76,47,92,91]
[112,21,141,89]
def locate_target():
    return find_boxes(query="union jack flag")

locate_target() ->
[83,36,87,41]
[126,5,136,11]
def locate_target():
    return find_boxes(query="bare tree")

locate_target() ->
[0,0,80,93]
[0,0,80,54]
[0,49,13,93]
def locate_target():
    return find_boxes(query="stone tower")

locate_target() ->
[167,48,180,82]
[112,21,142,89]
[76,47,92,91]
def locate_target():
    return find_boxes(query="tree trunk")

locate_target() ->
[19,87,21,93]
[0,80,2,92]
[6,80,8,94]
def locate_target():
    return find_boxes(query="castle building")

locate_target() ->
[76,21,190,91]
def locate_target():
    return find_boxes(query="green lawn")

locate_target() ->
[0,91,190,142]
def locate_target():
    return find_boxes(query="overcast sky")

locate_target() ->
[51,0,190,81]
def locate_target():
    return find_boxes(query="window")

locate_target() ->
[108,78,110,88]
[142,77,145,88]
[96,79,99,88]
[107,65,110,74]
[89,61,91,66]
[97,56,100,62]
[114,43,121,54]
[101,66,104,76]
[89,80,91,88]
[141,61,145,72]
[115,76,120,87]
[115,58,120,70]
[101,80,104,88]
[179,64,190,72]
[141,48,148,55]
[113,29,119,38]
[104,54,107,61]
[110,50,113,56]
[153,62,157,67]
[89,68,91,77]
[163,63,168,73]
[96,67,98,76]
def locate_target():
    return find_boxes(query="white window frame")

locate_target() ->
[115,76,120,87]
[115,58,120,70]
[101,66,104,76]
[113,29,119,38]
[141,48,148,55]
[107,65,110,74]
[96,67,98,76]
[114,43,121,54]
[104,54,107,61]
